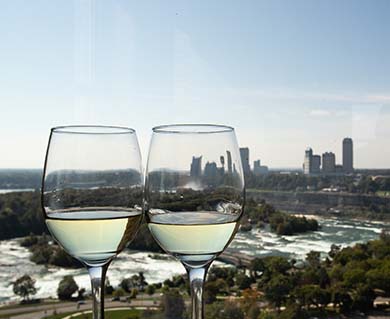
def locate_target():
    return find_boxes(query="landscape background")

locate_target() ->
[0,1,389,319]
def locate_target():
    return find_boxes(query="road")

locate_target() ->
[1,297,159,319]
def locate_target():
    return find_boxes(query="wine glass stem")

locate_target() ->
[88,264,109,319]
[185,265,210,319]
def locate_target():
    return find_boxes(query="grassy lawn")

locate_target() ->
[42,312,74,319]
[44,309,141,319]
[376,190,390,197]
[0,311,41,318]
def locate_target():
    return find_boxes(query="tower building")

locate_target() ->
[342,138,353,173]
[239,147,250,174]
[322,152,336,174]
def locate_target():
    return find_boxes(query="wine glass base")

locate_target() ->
[174,253,216,268]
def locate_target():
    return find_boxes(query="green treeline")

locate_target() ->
[13,233,390,317]
[253,231,390,317]
[157,232,390,318]
[243,199,319,235]
[0,191,318,242]
[245,173,390,194]
[2,169,390,194]
[0,169,41,189]
[20,222,162,268]
[0,191,45,238]
[1,191,319,267]
[20,235,83,268]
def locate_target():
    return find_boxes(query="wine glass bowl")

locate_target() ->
[41,125,143,319]
[145,124,245,319]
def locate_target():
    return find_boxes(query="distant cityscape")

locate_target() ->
[303,137,353,176]
[189,148,269,178]
[190,150,242,178]
[189,137,354,178]
[239,147,269,175]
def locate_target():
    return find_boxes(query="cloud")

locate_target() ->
[214,88,390,105]
[309,109,332,117]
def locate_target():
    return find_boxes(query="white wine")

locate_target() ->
[147,211,240,263]
[46,210,142,266]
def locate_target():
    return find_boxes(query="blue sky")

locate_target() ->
[0,0,389,168]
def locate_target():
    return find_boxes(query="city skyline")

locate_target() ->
[1,1,390,169]
[303,137,354,175]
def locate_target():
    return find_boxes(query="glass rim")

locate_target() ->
[152,124,235,134]
[51,125,136,135]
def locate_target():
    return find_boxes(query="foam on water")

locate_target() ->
[229,217,389,260]
[0,217,388,303]
[0,240,185,303]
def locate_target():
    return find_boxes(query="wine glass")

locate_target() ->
[144,124,245,319]
[41,125,143,319]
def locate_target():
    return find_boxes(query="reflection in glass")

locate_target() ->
[145,124,245,319]
[42,126,143,319]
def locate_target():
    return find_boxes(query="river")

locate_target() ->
[0,216,388,304]
[0,189,35,194]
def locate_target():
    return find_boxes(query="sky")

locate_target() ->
[0,0,389,169]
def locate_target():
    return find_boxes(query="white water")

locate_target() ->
[0,189,35,194]
[0,242,185,303]
[230,216,389,260]
[0,216,388,303]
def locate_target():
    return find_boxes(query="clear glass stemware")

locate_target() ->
[144,124,245,319]
[41,125,143,319]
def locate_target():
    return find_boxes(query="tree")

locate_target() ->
[329,244,341,259]
[57,275,79,300]
[306,251,321,269]
[258,312,277,319]
[113,288,125,298]
[240,288,261,314]
[206,301,244,319]
[329,284,352,313]
[265,257,291,277]
[13,275,37,301]
[146,284,156,296]
[120,276,137,292]
[343,268,366,288]
[130,288,138,299]
[294,285,330,309]
[250,258,265,279]
[367,259,390,293]
[105,277,114,295]
[204,280,220,304]
[77,288,86,300]
[351,284,375,312]
[223,301,245,319]
[138,272,147,291]
[264,274,292,311]
[161,290,185,319]
[247,304,260,319]
[235,273,253,290]
[279,303,307,319]
[120,273,148,292]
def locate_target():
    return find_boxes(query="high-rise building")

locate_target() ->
[303,148,321,175]
[335,164,344,174]
[204,162,218,178]
[303,148,313,175]
[343,138,353,173]
[312,155,321,174]
[322,152,336,174]
[190,156,202,177]
[253,159,269,175]
[226,151,233,174]
[240,147,250,174]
